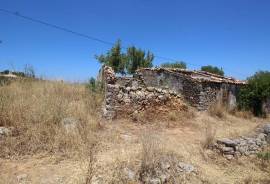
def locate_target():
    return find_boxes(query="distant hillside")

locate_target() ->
[0,67,35,78]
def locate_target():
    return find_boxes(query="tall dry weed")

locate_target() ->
[110,132,186,183]
[201,124,216,149]
[229,109,253,119]
[0,80,103,158]
[140,132,163,176]
[208,102,226,119]
[138,132,186,183]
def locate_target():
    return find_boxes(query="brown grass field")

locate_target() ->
[0,79,269,184]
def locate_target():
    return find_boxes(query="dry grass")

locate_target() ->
[1,80,269,184]
[209,102,255,121]
[208,102,226,119]
[139,132,164,178]
[138,132,186,184]
[109,131,191,184]
[168,111,178,121]
[201,124,216,149]
[0,79,103,158]
[85,140,98,184]
[229,109,253,119]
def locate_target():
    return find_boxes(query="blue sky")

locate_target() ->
[0,0,270,81]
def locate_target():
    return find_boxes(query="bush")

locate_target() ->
[87,77,97,92]
[257,152,270,161]
[238,71,270,116]
[86,77,103,93]
[201,65,224,76]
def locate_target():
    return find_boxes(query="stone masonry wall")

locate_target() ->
[137,68,241,111]
[137,69,205,109]
[198,82,221,111]
[100,66,243,119]
[101,66,185,119]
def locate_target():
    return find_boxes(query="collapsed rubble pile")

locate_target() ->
[108,155,196,184]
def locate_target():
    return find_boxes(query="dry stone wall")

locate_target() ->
[213,124,270,160]
[137,68,242,111]
[101,66,184,119]
[100,66,244,119]
[137,68,207,110]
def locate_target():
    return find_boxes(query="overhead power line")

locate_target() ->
[0,8,115,46]
[0,8,248,78]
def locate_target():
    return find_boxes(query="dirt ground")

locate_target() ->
[1,111,269,184]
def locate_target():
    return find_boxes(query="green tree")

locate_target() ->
[201,65,224,76]
[238,71,270,116]
[160,61,187,69]
[95,40,154,75]
[126,46,154,74]
[95,40,126,75]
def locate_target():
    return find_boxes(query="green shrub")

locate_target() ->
[238,71,270,116]
[86,77,103,92]
[257,152,270,161]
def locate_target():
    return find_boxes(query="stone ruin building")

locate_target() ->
[99,65,246,119]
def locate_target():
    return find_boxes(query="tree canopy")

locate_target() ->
[95,40,154,75]
[126,46,154,74]
[95,40,126,75]
[160,61,186,69]
[238,71,270,116]
[201,65,224,76]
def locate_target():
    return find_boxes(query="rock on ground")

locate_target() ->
[0,127,12,137]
